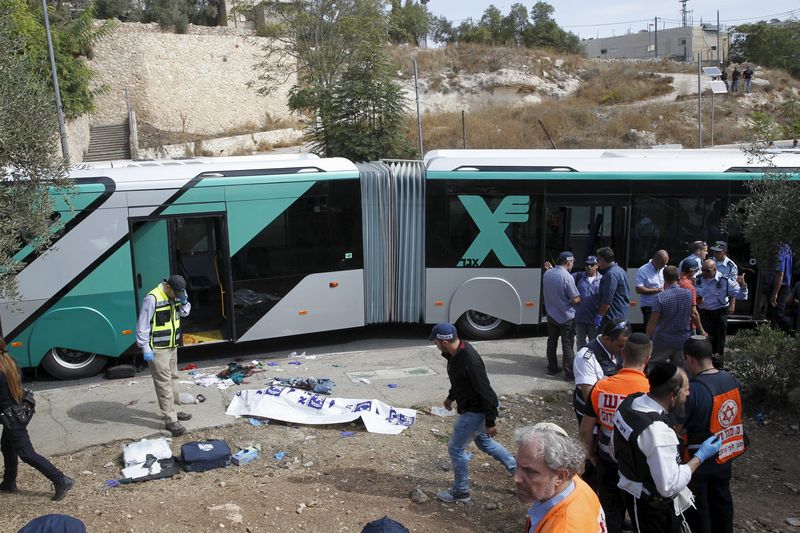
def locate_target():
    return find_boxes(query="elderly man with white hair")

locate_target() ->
[513,423,606,533]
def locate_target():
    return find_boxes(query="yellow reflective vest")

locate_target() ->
[148,284,181,348]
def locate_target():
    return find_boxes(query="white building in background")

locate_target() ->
[583,25,729,63]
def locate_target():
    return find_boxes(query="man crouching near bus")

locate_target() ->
[136,275,193,437]
[514,423,606,532]
[430,323,516,503]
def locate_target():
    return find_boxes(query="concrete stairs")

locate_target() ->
[84,123,131,161]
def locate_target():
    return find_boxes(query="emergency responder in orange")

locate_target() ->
[579,332,651,533]
[514,423,606,533]
[678,335,746,533]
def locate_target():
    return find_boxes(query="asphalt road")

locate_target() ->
[24,324,567,456]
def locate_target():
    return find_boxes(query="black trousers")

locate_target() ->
[699,307,728,357]
[598,459,628,533]
[685,464,734,533]
[641,307,653,329]
[767,285,790,331]
[546,317,575,378]
[624,491,681,533]
[1,422,63,486]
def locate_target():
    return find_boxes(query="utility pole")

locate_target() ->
[716,10,720,64]
[41,0,69,161]
[412,56,423,159]
[697,53,702,148]
[654,17,658,58]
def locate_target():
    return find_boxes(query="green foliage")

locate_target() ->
[94,0,128,20]
[259,0,411,160]
[727,325,800,406]
[141,0,220,31]
[5,0,114,118]
[730,22,800,78]
[0,9,72,300]
[388,0,429,46]
[433,1,580,54]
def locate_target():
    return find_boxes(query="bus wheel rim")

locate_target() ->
[466,311,501,331]
[49,348,97,370]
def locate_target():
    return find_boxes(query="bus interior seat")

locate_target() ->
[179,252,218,290]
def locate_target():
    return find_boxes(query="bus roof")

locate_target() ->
[69,153,359,186]
[423,149,800,174]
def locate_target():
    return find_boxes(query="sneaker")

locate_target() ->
[546,367,562,376]
[166,421,186,437]
[176,412,192,421]
[436,489,470,503]
[52,476,74,501]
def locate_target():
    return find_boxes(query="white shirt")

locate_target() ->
[635,260,664,308]
[573,336,616,387]
[615,394,694,513]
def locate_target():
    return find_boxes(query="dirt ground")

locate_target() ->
[1,390,798,533]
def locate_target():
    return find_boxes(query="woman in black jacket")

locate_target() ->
[0,339,74,500]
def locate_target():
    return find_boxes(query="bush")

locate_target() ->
[726,325,800,407]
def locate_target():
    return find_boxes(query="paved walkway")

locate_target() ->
[28,336,571,455]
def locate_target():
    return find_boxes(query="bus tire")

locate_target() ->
[40,348,108,380]
[456,311,511,340]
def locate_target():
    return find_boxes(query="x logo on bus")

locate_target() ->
[458,195,530,267]
[718,399,738,427]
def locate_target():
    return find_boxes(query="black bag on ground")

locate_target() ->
[137,457,181,482]
[180,440,231,472]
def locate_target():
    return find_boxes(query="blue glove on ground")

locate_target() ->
[694,436,722,462]
[593,315,604,328]
[143,349,154,362]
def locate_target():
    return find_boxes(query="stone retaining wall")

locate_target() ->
[88,22,294,137]
[138,127,304,159]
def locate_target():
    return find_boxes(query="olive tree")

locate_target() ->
[0,9,71,299]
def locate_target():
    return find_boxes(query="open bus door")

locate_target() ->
[541,201,629,320]
[130,215,234,345]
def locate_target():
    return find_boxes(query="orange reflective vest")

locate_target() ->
[588,368,650,462]
[525,476,606,533]
[686,370,747,464]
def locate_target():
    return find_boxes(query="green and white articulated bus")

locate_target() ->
[2,149,797,379]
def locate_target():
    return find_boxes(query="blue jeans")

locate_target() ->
[448,411,516,493]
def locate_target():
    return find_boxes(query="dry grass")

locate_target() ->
[576,65,673,104]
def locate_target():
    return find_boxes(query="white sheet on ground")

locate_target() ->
[225,387,416,435]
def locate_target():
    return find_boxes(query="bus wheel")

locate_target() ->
[41,348,108,380]
[456,311,511,340]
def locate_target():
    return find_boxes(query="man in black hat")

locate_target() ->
[613,362,721,532]
[135,275,193,437]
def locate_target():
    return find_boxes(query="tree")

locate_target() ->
[429,14,454,44]
[501,3,529,46]
[388,0,429,46]
[522,1,580,53]
[5,0,113,118]
[256,0,412,160]
[0,8,71,299]
[730,22,800,78]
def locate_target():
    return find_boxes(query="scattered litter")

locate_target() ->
[106,479,120,488]
[340,431,355,438]
[248,417,269,427]
[755,412,767,426]
[271,377,334,395]
[232,448,259,466]
[430,428,440,434]
[196,394,206,403]
[87,384,101,390]
[179,392,197,405]
[217,379,236,390]
[387,384,398,389]
[357,377,371,384]
[288,352,297,358]
[267,362,279,367]
[180,364,198,371]
[126,400,139,407]
[288,361,302,366]
[127,381,138,386]
[331,364,342,368]
[431,406,457,417]
[273,451,287,461]
[178,380,194,385]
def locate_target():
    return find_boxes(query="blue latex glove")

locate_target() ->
[593,314,604,328]
[143,349,154,362]
[179,295,188,305]
[694,436,722,462]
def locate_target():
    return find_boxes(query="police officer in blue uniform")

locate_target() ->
[695,260,742,363]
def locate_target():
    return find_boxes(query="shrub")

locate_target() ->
[726,325,800,407]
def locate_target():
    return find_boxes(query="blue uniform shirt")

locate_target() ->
[573,271,603,325]
[775,244,793,287]
[679,254,703,274]
[696,272,740,311]
[598,263,630,320]
[543,265,580,324]
[714,256,738,280]
[635,260,664,308]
